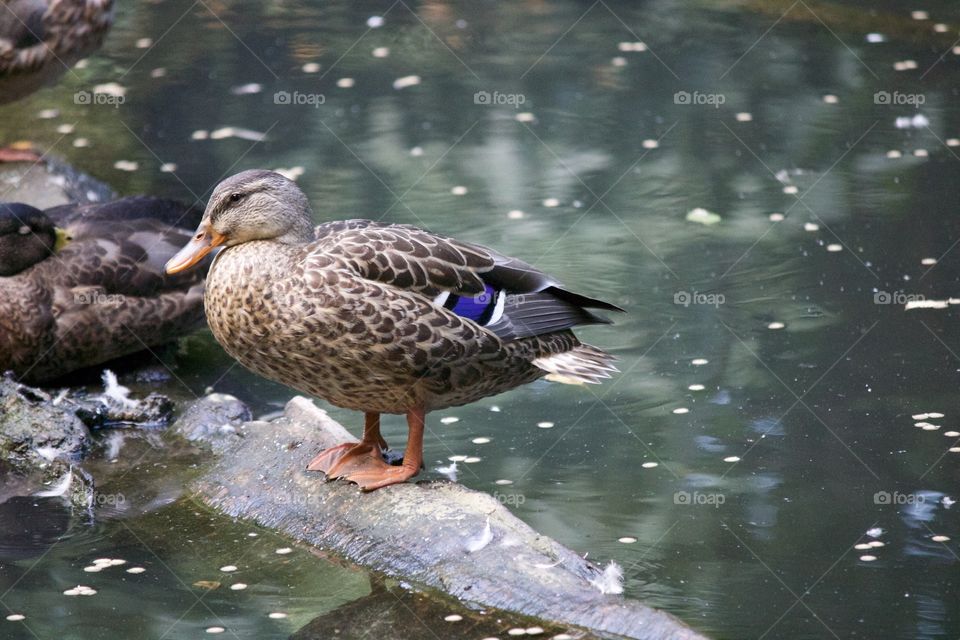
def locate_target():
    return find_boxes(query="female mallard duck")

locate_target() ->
[0,0,113,105]
[0,196,207,383]
[166,170,622,490]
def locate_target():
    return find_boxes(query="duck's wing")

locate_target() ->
[310,219,623,341]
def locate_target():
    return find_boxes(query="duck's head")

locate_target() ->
[0,203,71,276]
[165,169,314,275]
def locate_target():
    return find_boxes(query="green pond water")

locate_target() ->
[3,0,960,638]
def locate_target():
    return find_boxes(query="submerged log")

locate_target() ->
[190,397,708,640]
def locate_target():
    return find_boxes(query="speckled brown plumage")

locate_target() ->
[0,197,207,382]
[168,170,622,489]
[0,0,113,75]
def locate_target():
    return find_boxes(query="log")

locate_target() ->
[190,397,708,640]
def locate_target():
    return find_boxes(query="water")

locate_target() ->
[3,0,960,637]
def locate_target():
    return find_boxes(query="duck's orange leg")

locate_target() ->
[306,412,388,475]
[308,408,426,491]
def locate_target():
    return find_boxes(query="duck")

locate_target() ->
[0,0,114,105]
[0,196,208,383]
[166,170,622,491]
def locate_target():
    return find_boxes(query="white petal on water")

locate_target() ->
[931,535,951,543]
[451,185,468,196]
[804,222,819,231]
[688,384,705,391]
[275,548,293,555]
[206,627,226,634]
[822,94,838,104]
[448,455,467,462]
[495,479,513,485]
[230,83,262,96]
[914,149,929,158]
[37,109,59,119]
[854,543,871,550]
[372,47,390,58]
[114,160,139,172]
[641,139,659,149]
[641,462,658,469]
[392,75,421,90]
[73,138,90,148]
[230,583,248,591]
[944,431,960,437]
[691,358,709,366]
[866,33,886,43]
[302,62,321,73]
[160,163,177,173]
[151,67,167,78]
[826,244,843,252]
[526,627,545,635]
[507,209,525,219]
[135,37,153,48]
[921,257,937,265]
[893,60,918,71]
[127,567,146,574]
[515,112,536,123]
[912,413,930,420]
[735,112,753,122]
[672,407,689,415]
[723,456,741,463]
[108,559,126,566]
[444,614,463,622]
[686,208,721,225]
[508,629,526,637]
[5,614,25,622]
[929,412,944,418]
[83,566,102,573]
[769,212,784,222]
[934,23,949,33]
[56,124,75,134]
[472,437,491,444]
[911,10,929,20]
[219,565,237,572]
[409,146,423,156]
[611,56,627,67]
[947,139,960,147]
[191,130,209,140]
[859,555,877,562]
[463,456,481,463]
[93,82,126,98]
[618,536,638,543]
[866,527,883,538]
[542,198,560,208]
[767,322,785,330]
[869,541,885,548]
[440,416,459,424]
[337,77,355,88]
[268,612,288,619]
[950,447,960,453]
[367,15,384,28]
[783,185,799,194]
[617,42,647,52]
[537,421,554,429]
[886,150,902,159]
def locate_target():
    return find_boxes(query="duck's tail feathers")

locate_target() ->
[532,343,619,385]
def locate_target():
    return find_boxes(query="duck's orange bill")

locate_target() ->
[165,228,226,275]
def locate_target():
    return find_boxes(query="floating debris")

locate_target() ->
[507,209,525,219]
[191,130,209,140]
[921,258,937,265]
[38,108,59,119]
[688,384,705,391]
[589,561,624,595]
[804,222,819,231]
[642,139,658,149]
[63,585,97,596]
[366,15,384,28]
[866,527,883,538]
[193,581,220,590]
[735,112,753,122]
[767,322,785,330]
[135,37,153,48]
[230,583,248,591]
[268,612,288,619]
[205,627,226,634]
[209,127,267,142]
[866,33,886,43]
[231,83,262,96]
[826,244,843,252]
[435,462,457,481]
[641,462,658,469]
[618,536,638,543]
[859,555,877,562]
[160,162,177,173]
[393,75,421,90]
[893,60,918,71]
[275,548,293,555]
[372,47,390,58]
[686,207,721,226]
[769,212,784,222]
[542,198,560,208]
[114,160,138,172]
[783,185,799,195]
[5,614,25,622]
[536,421,554,429]
[931,535,951,543]
[472,437,491,444]
[440,416,460,425]
[691,358,709,366]
[494,479,513,485]
[886,150,902,159]
[451,185,468,196]
[302,62,321,73]
[515,112,536,123]
[618,42,647,52]
[127,567,146,574]
[444,614,463,622]
[73,138,90,147]
[611,56,628,67]
[723,456,741,463]
[822,94,838,104]
[219,565,238,573]
[463,456,481,463]
[672,407,689,415]
[911,10,929,20]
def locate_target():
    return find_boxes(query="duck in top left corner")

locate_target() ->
[0,195,211,383]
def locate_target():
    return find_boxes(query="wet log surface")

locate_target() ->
[191,397,708,640]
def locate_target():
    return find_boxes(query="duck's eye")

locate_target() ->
[229,192,244,203]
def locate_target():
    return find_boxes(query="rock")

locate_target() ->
[193,397,707,640]
[0,156,115,208]
[173,393,252,452]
